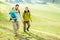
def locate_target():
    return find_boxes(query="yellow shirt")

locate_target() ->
[22,12,32,21]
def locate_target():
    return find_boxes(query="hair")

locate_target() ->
[24,10,30,13]
[12,7,14,9]
[15,4,19,6]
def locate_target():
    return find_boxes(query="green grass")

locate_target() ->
[0,2,60,40]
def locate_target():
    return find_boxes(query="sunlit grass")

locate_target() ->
[0,2,60,40]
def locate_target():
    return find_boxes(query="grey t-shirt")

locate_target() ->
[15,10,21,21]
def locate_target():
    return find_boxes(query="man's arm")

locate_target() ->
[18,10,20,14]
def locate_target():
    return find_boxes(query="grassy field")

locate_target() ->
[0,1,60,40]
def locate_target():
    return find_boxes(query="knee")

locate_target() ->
[28,24,30,27]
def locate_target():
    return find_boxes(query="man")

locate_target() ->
[14,4,20,30]
[9,4,21,36]
[22,7,32,32]
[9,7,18,35]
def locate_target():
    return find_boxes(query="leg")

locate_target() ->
[12,19,18,36]
[27,21,30,31]
[16,21,19,30]
[12,20,17,34]
[13,19,18,35]
[23,21,26,32]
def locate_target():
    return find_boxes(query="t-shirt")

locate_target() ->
[15,10,20,21]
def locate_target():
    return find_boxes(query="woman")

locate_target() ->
[22,7,32,32]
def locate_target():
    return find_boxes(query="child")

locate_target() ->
[9,7,17,20]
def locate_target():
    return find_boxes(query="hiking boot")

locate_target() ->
[24,30,26,32]
[27,28,29,31]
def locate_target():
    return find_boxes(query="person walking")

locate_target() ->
[22,7,32,32]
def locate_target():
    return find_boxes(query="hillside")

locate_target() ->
[0,1,60,40]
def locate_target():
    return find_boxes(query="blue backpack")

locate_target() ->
[9,10,17,18]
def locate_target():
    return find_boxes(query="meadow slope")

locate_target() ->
[0,2,60,40]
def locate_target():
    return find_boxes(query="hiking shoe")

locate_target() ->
[27,28,29,31]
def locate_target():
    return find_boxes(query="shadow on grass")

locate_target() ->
[15,32,46,40]
[15,33,32,40]
[25,32,46,40]
[0,26,46,40]
[0,26,13,33]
